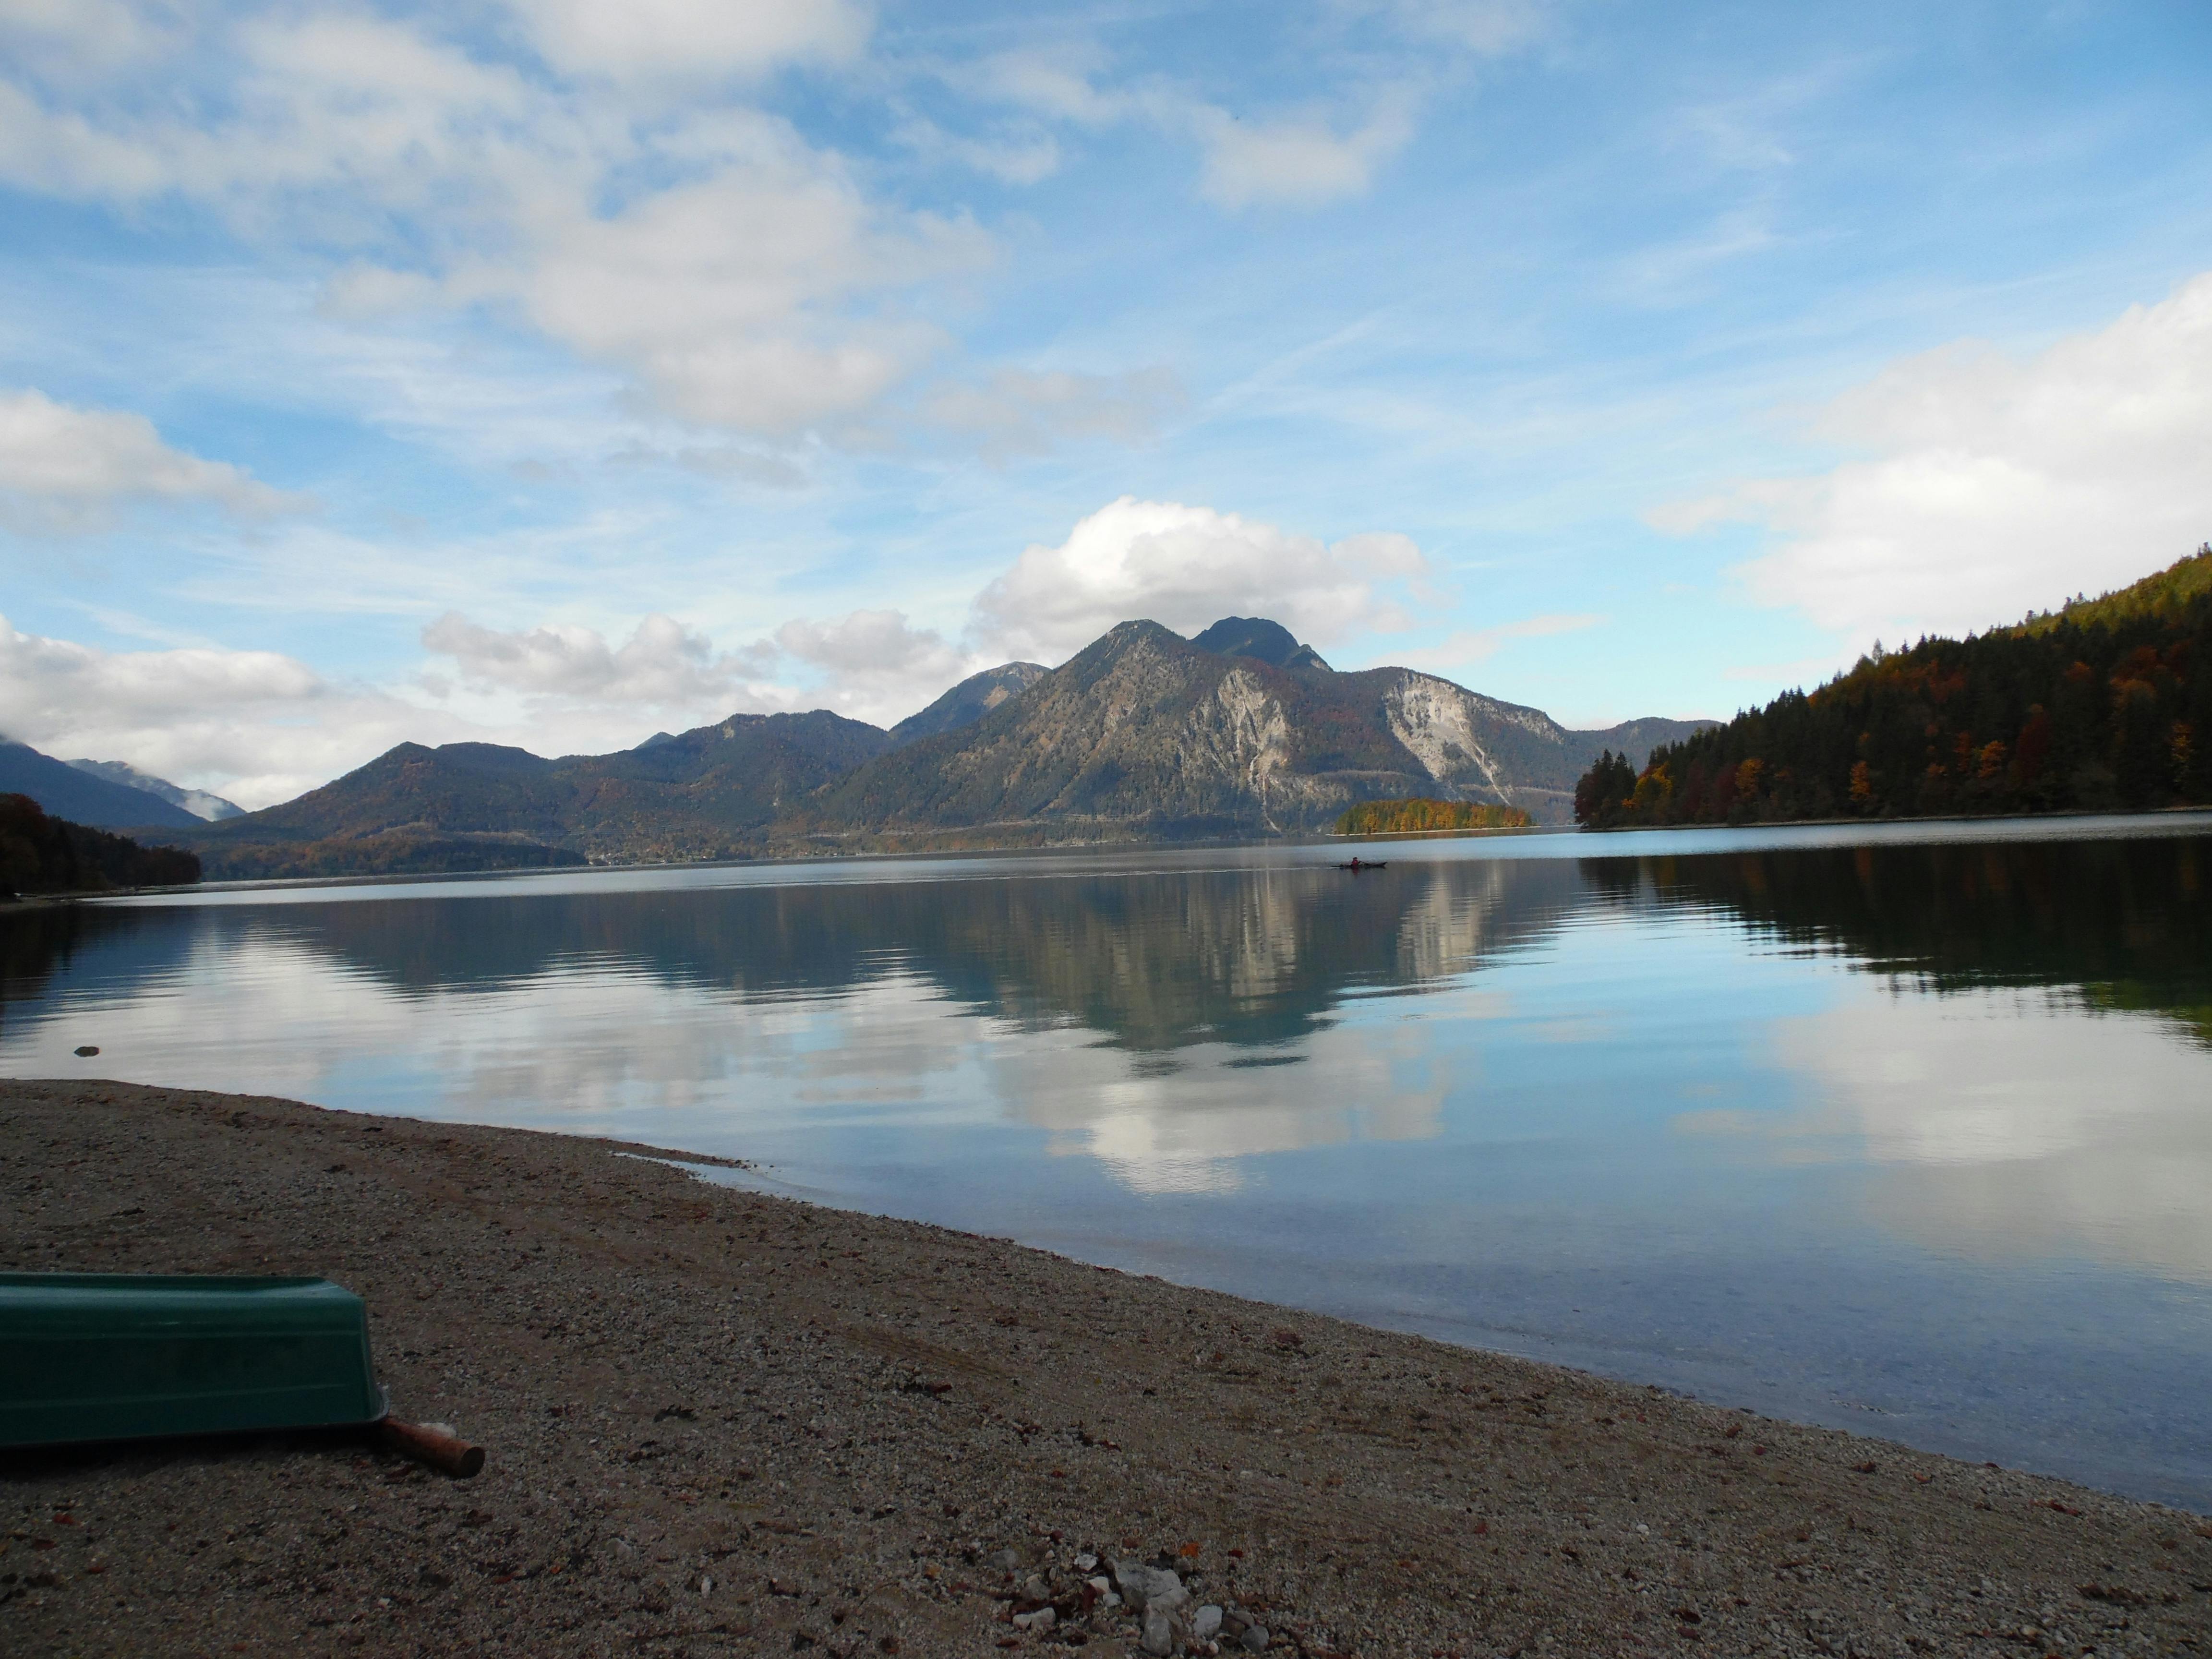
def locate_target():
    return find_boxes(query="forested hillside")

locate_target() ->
[1576,546,2212,828]
[0,794,202,893]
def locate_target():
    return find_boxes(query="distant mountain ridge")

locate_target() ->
[174,710,892,877]
[0,742,205,830]
[140,616,1708,876]
[65,757,243,821]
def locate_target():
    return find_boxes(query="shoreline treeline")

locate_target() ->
[1336,798,1533,835]
[1575,546,2212,829]
[0,793,202,894]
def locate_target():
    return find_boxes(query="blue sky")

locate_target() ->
[1,0,2208,805]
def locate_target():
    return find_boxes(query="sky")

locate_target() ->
[1,0,2208,809]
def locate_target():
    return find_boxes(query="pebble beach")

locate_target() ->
[5,1078,2210,1658]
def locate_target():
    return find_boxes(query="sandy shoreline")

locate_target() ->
[4,1079,2210,1658]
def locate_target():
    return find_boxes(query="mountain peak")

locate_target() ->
[1189,616,1331,673]
[890,662,1049,748]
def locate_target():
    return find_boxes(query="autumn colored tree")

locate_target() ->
[1573,544,2212,830]
[1337,798,1532,835]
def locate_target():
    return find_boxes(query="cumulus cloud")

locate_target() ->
[0,8,988,438]
[422,611,776,706]
[1654,271,2212,644]
[1198,98,1417,210]
[0,610,393,808]
[509,0,873,85]
[924,366,1182,459]
[452,114,987,433]
[775,609,982,725]
[0,388,307,532]
[972,496,1432,664]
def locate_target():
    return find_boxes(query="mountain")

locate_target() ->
[134,615,1705,876]
[1188,616,1332,673]
[0,741,204,830]
[796,618,1707,845]
[65,757,243,821]
[1577,544,2212,828]
[165,709,893,878]
[888,662,1049,746]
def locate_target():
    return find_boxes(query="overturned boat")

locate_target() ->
[0,1272,480,1474]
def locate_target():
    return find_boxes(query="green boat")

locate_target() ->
[0,1273,388,1449]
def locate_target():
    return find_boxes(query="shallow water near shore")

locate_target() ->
[8,813,2212,1509]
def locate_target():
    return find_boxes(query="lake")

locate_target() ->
[7,814,2212,1509]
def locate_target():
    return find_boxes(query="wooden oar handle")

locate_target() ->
[378,1417,485,1478]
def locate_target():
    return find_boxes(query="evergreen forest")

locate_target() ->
[0,794,203,894]
[1575,546,2212,829]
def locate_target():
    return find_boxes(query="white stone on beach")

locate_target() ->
[1114,1560,1188,1613]
[1142,1604,1174,1655]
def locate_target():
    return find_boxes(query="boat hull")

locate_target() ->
[0,1274,387,1449]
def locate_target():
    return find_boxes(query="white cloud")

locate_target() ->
[962,45,1427,213]
[0,387,307,532]
[964,46,1131,128]
[422,611,774,706]
[1654,271,2212,643]
[1686,990,2212,1285]
[509,0,873,85]
[0,609,406,808]
[1198,98,1418,209]
[430,603,986,729]
[0,8,989,438]
[776,608,979,726]
[923,366,1182,459]
[971,496,1432,664]
[461,130,987,434]
[0,0,179,80]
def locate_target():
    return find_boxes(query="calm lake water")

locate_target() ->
[7,816,2212,1509]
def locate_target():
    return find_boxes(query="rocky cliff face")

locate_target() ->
[800,620,1697,841]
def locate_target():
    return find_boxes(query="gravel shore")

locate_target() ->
[5,1078,2210,1658]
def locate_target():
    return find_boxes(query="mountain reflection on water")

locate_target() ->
[7,858,1577,1048]
[7,820,2212,1506]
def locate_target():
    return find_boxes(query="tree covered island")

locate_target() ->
[1336,798,1533,835]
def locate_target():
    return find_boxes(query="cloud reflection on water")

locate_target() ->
[1675,988,2212,1284]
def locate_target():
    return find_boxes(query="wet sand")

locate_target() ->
[4,1078,2210,1657]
